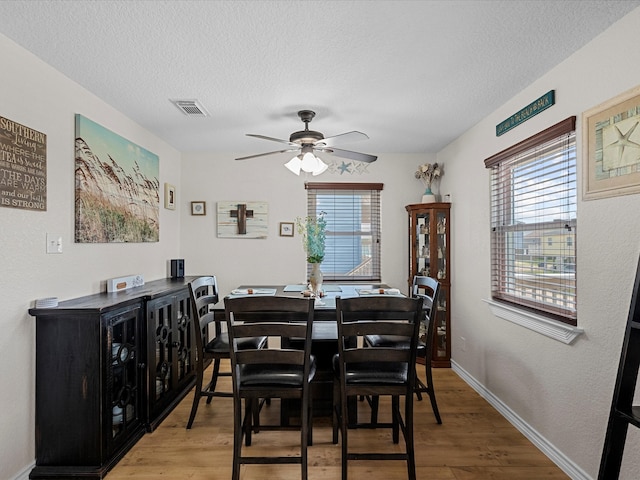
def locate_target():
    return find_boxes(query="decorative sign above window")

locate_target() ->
[496,90,555,136]
[0,115,47,211]
[217,201,268,238]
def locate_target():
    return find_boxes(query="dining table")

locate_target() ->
[216,283,403,424]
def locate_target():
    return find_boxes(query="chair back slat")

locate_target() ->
[236,349,306,366]
[341,320,416,338]
[231,321,307,339]
[342,347,410,364]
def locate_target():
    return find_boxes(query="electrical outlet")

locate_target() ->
[46,233,63,254]
[460,336,466,352]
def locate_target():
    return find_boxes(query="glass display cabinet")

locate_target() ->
[406,202,451,367]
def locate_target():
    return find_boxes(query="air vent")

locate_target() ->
[171,99,210,117]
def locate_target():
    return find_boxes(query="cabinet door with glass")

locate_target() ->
[146,288,196,430]
[107,304,145,455]
[406,202,451,367]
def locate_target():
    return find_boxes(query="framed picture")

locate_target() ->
[164,183,176,210]
[279,222,294,237]
[191,201,206,216]
[583,84,640,200]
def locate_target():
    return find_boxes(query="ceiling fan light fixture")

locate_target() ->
[284,150,328,176]
[312,157,328,176]
[284,155,302,175]
[300,150,318,172]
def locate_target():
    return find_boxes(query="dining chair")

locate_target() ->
[225,295,316,480]
[332,295,423,480]
[364,275,442,424]
[186,276,268,429]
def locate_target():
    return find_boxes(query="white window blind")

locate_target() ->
[485,117,577,325]
[305,182,382,282]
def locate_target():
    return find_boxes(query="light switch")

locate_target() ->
[46,233,63,254]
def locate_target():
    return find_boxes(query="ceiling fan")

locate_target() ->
[235,110,377,175]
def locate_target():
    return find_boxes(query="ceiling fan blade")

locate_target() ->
[246,134,298,147]
[317,147,377,163]
[316,131,369,147]
[235,148,299,161]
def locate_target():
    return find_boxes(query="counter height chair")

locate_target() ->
[225,295,316,480]
[186,276,268,429]
[364,275,442,424]
[332,295,423,480]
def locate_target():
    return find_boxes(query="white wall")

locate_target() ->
[179,152,429,296]
[439,7,640,479]
[0,34,183,479]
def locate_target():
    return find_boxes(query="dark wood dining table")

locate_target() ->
[217,284,396,423]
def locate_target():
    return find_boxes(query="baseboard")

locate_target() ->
[10,461,33,480]
[451,360,592,480]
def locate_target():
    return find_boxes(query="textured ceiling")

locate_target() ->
[0,0,638,158]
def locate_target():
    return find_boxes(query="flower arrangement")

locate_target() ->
[414,162,442,193]
[295,212,327,263]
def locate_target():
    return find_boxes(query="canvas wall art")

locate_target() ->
[75,114,159,242]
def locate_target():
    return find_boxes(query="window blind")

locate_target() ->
[485,117,577,324]
[305,182,382,282]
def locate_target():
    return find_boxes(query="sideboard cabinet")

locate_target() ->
[29,277,196,479]
[406,203,451,367]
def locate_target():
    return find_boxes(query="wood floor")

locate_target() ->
[108,363,569,479]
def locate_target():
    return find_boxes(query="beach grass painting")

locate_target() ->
[75,114,159,242]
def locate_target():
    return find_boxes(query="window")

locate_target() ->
[484,117,577,325]
[305,182,382,282]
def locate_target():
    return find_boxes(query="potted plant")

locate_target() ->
[296,212,327,296]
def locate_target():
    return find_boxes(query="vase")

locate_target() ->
[421,186,436,203]
[309,263,323,297]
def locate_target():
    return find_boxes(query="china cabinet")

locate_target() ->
[28,277,196,479]
[406,202,451,367]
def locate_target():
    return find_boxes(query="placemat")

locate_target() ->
[356,288,404,296]
[323,285,342,292]
[284,284,306,292]
[228,288,277,297]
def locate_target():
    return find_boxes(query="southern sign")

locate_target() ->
[0,115,47,211]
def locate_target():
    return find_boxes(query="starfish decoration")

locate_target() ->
[338,161,352,174]
[606,121,640,164]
